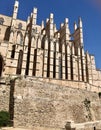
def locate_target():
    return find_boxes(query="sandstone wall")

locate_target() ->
[0,79,10,111]
[13,77,101,129]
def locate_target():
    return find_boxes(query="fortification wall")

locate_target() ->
[13,77,101,129]
[0,79,10,111]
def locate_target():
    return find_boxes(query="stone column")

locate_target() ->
[35,49,43,77]
[90,55,96,85]
[78,17,84,47]
[49,40,54,78]
[55,40,60,79]
[21,34,29,75]
[65,18,70,42]
[86,52,93,84]
[28,36,36,76]
[62,43,66,79]
[75,56,78,81]
[49,13,54,38]
[78,47,82,81]
[43,37,48,77]
[67,44,71,80]
[32,8,37,27]
[43,50,48,77]
[81,48,86,82]
[71,45,76,80]
[12,0,19,19]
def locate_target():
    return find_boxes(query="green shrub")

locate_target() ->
[0,111,11,127]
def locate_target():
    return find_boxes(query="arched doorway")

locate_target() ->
[0,55,3,77]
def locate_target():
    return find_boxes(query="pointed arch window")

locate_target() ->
[0,17,4,25]
[16,50,23,74]
[31,36,36,48]
[25,35,29,46]
[17,32,23,45]
[11,45,16,58]
[44,37,48,50]
[37,36,41,48]
[9,31,14,42]
[18,23,22,29]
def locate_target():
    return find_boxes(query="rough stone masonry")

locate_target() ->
[13,77,101,129]
[0,0,101,130]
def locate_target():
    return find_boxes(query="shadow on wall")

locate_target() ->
[0,55,3,77]
[9,79,15,126]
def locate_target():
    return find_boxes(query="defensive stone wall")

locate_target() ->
[0,78,10,111]
[12,77,101,129]
[32,77,101,93]
[0,76,101,129]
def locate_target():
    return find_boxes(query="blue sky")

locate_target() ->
[0,0,101,69]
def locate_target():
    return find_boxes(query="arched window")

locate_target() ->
[62,43,65,53]
[9,31,14,42]
[16,50,23,74]
[0,17,4,25]
[11,45,16,58]
[17,32,23,45]
[0,55,3,77]
[31,36,36,48]
[18,23,22,29]
[44,36,48,50]
[25,35,29,46]
[37,36,41,48]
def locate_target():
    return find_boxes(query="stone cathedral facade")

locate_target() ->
[1,1,101,130]
[0,0,101,89]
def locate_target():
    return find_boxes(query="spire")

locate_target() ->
[78,17,83,28]
[41,20,44,29]
[65,18,69,24]
[50,13,54,23]
[46,18,49,23]
[60,23,64,28]
[79,17,83,47]
[32,7,37,25]
[54,24,57,33]
[15,0,19,6]
[74,21,77,31]
[49,13,54,38]
[64,18,70,41]
[50,13,54,19]
[27,16,30,25]
[12,0,19,19]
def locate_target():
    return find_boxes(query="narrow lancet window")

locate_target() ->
[16,50,23,74]
[17,32,23,45]
[11,45,16,58]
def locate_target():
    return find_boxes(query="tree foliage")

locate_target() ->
[0,111,11,127]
